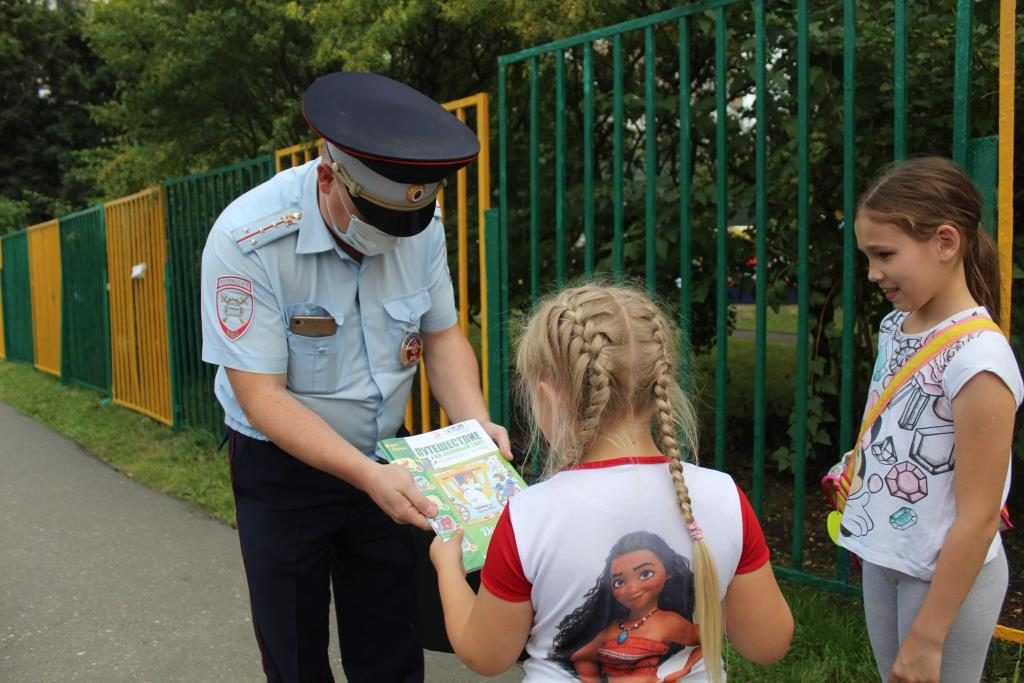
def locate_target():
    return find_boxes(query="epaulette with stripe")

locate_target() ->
[230,210,302,254]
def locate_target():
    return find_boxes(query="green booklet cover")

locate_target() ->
[377,419,527,572]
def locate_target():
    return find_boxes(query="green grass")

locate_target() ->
[732,303,799,334]
[1,356,1020,681]
[693,338,796,424]
[725,583,877,681]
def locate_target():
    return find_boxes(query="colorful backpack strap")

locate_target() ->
[839,316,1001,490]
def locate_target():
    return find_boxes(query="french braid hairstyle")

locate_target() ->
[857,156,1000,324]
[515,284,724,683]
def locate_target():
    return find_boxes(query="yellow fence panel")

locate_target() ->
[27,220,62,376]
[0,244,5,360]
[275,140,319,173]
[433,93,491,430]
[105,188,173,426]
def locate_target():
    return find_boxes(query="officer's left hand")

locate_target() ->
[429,527,467,576]
[364,462,438,531]
[482,421,513,460]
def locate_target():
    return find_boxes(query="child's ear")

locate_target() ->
[934,224,962,261]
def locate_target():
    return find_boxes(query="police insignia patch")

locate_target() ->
[216,275,254,340]
[400,332,423,367]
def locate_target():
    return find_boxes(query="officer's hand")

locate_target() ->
[482,421,513,460]
[429,527,467,576]
[364,462,437,530]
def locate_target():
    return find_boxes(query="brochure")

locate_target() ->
[377,419,527,571]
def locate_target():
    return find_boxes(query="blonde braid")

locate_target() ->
[646,301,724,683]
[576,317,612,454]
[533,295,616,473]
[564,295,614,466]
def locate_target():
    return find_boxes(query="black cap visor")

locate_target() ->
[352,195,437,237]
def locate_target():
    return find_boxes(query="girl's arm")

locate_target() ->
[722,562,793,664]
[662,612,701,646]
[430,529,533,676]
[569,629,614,683]
[889,371,1015,683]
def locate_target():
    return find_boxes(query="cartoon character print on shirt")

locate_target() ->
[549,532,704,682]
[843,311,987,538]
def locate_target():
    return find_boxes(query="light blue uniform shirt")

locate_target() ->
[200,160,457,456]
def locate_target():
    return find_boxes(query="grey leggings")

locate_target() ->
[862,545,1007,683]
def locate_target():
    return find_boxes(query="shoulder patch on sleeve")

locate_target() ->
[216,275,255,340]
[231,210,302,254]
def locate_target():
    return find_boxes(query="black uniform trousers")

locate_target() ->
[228,429,424,683]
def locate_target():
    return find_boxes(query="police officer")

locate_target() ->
[200,72,510,683]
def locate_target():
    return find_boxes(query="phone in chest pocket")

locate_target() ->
[289,315,337,337]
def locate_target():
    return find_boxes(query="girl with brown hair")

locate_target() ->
[842,157,1022,683]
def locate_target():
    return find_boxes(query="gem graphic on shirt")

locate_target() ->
[895,380,930,429]
[400,331,423,367]
[932,395,953,422]
[867,474,884,494]
[909,424,956,475]
[870,436,898,465]
[889,506,919,531]
[216,275,254,340]
[885,461,928,503]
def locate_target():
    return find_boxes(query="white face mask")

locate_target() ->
[326,186,400,256]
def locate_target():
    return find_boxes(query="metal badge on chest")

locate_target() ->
[400,332,423,367]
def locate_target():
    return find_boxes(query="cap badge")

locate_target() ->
[406,184,426,203]
[400,331,423,367]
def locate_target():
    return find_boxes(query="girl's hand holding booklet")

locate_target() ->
[376,419,528,571]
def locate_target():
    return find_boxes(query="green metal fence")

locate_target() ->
[59,206,111,394]
[164,156,276,436]
[493,0,1000,595]
[1,232,33,364]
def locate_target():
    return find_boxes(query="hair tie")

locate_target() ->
[687,521,704,541]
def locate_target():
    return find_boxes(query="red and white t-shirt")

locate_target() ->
[482,457,769,682]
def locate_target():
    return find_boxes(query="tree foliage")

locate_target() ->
[1,0,1021,468]
[0,0,113,231]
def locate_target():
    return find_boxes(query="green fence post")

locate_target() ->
[752,0,767,517]
[894,0,908,161]
[530,57,540,301]
[713,7,729,472]
[793,0,811,572]
[485,208,507,427]
[967,136,999,236]
[678,17,693,396]
[645,26,657,291]
[613,35,625,280]
[583,43,595,276]
[952,0,973,166]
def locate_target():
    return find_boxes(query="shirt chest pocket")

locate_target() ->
[382,290,431,368]
[284,303,346,394]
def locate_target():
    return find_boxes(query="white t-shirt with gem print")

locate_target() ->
[838,307,1022,579]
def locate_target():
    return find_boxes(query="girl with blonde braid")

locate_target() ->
[430,284,793,681]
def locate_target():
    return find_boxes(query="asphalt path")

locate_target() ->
[0,401,520,682]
